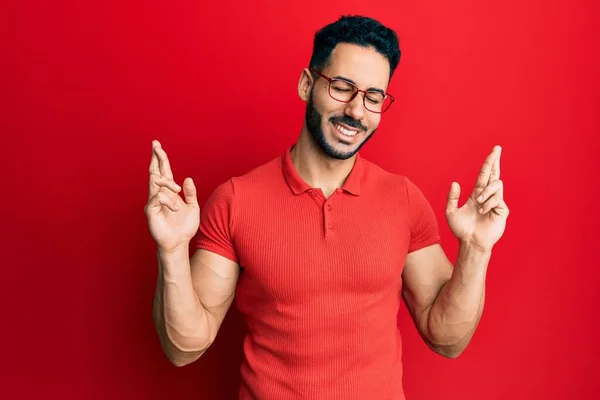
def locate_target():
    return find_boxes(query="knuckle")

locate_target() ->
[159,186,173,195]
[150,173,161,182]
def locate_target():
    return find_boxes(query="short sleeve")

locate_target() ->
[195,179,239,263]
[405,177,441,253]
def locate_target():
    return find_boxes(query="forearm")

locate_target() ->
[427,241,491,356]
[153,243,211,366]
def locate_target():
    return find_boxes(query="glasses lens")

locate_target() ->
[365,93,392,113]
[329,79,356,102]
[328,78,393,113]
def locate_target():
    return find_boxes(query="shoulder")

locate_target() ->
[227,153,283,198]
[359,156,433,207]
[206,153,282,202]
[232,153,281,185]
[200,154,282,226]
[360,156,410,192]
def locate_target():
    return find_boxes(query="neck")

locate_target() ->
[291,128,357,196]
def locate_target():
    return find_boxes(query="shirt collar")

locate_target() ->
[281,145,364,196]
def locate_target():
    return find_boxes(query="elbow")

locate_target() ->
[435,345,464,359]
[159,330,210,367]
[167,356,191,368]
[167,353,197,367]
[152,306,213,367]
[424,330,470,359]
[426,340,466,359]
[164,343,207,367]
[425,317,476,359]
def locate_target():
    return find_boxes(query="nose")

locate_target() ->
[344,93,365,123]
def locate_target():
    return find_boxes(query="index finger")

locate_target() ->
[475,146,499,188]
[154,143,174,180]
[149,140,160,175]
[490,146,501,181]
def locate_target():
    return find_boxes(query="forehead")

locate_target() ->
[323,43,391,90]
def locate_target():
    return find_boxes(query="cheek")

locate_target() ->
[365,115,381,131]
[314,89,335,108]
[325,106,346,121]
[320,105,344,126]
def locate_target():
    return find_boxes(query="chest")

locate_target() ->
[233,193,411,304]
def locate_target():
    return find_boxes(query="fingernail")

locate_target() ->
[479,208,484,214]
[477,195,483,202]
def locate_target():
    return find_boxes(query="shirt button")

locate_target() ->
[326,204,332,211]
[327,222,333,229]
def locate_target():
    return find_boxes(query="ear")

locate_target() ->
[298,68,314,102]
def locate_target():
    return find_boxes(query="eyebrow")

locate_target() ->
[333,75,385,94]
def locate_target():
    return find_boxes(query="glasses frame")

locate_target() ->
[309,68,395,114]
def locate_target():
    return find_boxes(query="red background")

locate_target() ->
[3,0,599,399]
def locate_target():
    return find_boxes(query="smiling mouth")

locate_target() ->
[333,123,361,137]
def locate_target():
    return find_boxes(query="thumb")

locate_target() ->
[183,177,198,206]
[446,182,460,214]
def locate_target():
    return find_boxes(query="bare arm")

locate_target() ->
[153,245,239,367]
[402,146,508,359]
[145,140,240,367]
[402,243,489,358]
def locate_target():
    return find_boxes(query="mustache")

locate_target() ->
[329,116,367,132]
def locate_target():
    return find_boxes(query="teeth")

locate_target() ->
[335,124,357,136]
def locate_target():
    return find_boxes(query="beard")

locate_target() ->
[305,91,376,160]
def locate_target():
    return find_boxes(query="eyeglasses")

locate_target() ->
[310,68,395,114]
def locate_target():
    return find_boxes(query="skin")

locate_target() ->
[294,43,388,197]
[147,42,509,366]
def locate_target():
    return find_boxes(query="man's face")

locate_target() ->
[305,43,391,160]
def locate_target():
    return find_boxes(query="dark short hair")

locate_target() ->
[309,15,401,80]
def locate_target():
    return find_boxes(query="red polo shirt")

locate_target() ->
[196,145,441,399]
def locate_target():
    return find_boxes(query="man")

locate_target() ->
[145,15,509,400]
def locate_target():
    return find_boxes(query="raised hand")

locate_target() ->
[144,140,200,252]
[445,146,510,251]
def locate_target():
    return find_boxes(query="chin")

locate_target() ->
[305,101,373,160]
[320,136,361,160]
